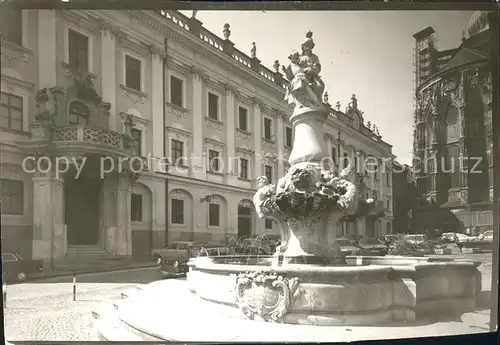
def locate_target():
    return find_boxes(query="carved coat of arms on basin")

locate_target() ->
[235,271,300,322]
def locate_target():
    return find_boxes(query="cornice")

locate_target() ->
[166,126,192,138]
[0,75,35,92]
[205,137,226,148]
[236,146,255,156]
[130,10,287,98]
[61,10,102,34]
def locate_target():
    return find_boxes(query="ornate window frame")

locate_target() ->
[63,22,95,74]
[121,50,146,94]
[205,137,225,174]
[166,126,191,168]
[206,88,223,123]
[120,111,149,157]
[0,71,33,133]
[167,69,187,109]
[236,146,254,181]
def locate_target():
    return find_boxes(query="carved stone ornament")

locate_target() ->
[223,23,231,40]
[235,271,300,323]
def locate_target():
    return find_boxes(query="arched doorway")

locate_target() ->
[237,200,253,239]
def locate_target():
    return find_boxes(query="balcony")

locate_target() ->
[17,124,136,158]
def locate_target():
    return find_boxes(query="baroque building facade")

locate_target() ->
[411,11,493,234]
[0,9,394,267]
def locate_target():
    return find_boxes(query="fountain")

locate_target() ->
[93,32,483,342]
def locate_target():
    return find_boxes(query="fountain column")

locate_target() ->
[253,31,357,266]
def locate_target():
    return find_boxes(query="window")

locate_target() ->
[0,92,23,131]
[446,145,460,189]
[373,163,379,180]
[68,101,90,126]
[238,106,248,131]
[386,198,390,209]
[240,158,248,180]
[131,128,142,157]
[0,7,22,45]
[208,92,219,120]
[354,156,359,173]
[0,179,23,215]
[170,76,183,107]
[265,165,273,183]
[171,199,184,224]
[264,118,272,140]
[446,105,460,143]
[125,55,141,91]
[208,149,220,172]
[331,146,337,164]
[171,139,184,166]
[285,127,293,147]
[343,153,349,169]
[131,193,142,221]
[265,219,273,230]
[68,29,89,74]
[209,203,220,227]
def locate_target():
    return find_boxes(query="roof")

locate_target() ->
[413,26,435,40]
[438,46,489,74]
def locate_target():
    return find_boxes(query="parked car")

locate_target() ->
[1,252,43,283]
[440,232,476,245]
[357,238,389,256]
[403,234,428,245]
[151,241,208,264]
[461,230,494,251]
[378,234,399,246]
[159,244,233,278]
[335,237,361,255]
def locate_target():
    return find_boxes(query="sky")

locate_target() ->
[179,10,473,165]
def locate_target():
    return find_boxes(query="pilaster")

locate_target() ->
[253,98,263,181]
[276,111,285,178]
[151,47,164,158]
[116,173,133,256]
[224,84,236,182]
[100,24,117,131]
[37,10,57,88]
[32,174,66,267]
[103,173,118,255]
[191,68,206,179]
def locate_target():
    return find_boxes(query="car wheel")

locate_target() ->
[17,272,27,282]
[155,256,162,264]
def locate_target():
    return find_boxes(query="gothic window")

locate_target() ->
[68,101,90,125]
[417,123,427,150]
[446,105,460,143]
[446,145,460,189]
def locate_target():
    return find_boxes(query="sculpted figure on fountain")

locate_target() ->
[282,31,326,112]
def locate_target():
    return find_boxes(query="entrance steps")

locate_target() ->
[65,245,121,263]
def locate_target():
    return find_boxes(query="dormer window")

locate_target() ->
[68,101,90,125]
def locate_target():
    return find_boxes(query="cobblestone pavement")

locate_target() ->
[3,266,165,342]
[3,253,494,342]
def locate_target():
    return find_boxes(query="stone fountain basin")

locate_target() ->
[186,255,482,326]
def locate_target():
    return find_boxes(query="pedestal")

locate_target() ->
[288,108,329,167]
